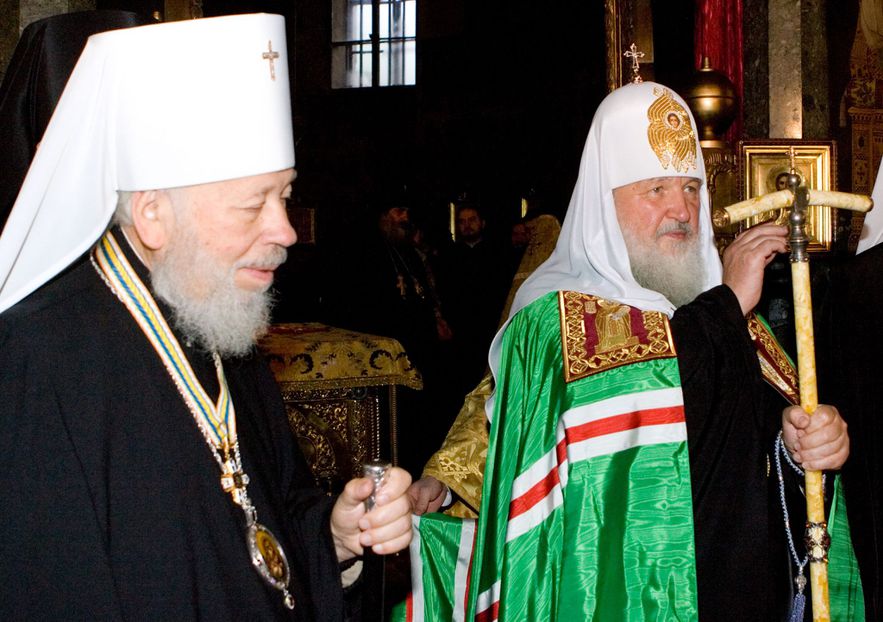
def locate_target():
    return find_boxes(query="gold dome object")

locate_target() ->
[681,57,738,149]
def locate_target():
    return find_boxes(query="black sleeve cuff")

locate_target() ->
[687,283,747,330]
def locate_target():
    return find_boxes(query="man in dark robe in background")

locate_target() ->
[0,15,411,621]
[323,202,458,476]
[328,203,447,372]
[437,202,510,396]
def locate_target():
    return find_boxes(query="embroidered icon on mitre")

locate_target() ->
[647,87,697,173]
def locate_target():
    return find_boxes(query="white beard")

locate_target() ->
[622,222,707,308]
[150,223,286,358]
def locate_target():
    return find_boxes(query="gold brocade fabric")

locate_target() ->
[497,215,562,329]
[422,373,494,518]
[259,323,423,391]
[746,314,799,405]
[422,215,561,517]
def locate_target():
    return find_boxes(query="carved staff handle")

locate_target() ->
[718,184,872,622]
[713,189,872,228]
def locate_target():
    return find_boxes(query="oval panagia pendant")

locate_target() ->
[247,522,295,610]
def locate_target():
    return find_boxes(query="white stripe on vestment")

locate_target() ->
[567,421,687,464]
[510,388,682,503]
[410,514,424,622]
[560,387,684,429]
[506,419,568,542]
[507,483,565,542]
[557,418,569,490]
[452,518,477,622]
[505,389,685,544]
[510,418,568,500]
[476,580,501,621]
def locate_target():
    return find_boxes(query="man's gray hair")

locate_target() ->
[114,188,187,227]
[114,191,134,226]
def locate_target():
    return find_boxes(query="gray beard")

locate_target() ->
[622,223,707,308]
[150,227,283,358]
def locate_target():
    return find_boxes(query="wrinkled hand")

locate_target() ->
[722,222,788,316]
[782,404,849,471]
[330,467,412,562]
[407,476,448,515]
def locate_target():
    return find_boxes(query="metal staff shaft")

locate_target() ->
[716,184,872,622]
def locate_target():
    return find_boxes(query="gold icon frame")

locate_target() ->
[738,139,836,253]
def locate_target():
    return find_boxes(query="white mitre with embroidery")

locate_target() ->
[0,13,294,313]
[505,81,721,324]
[484,81,722,404]
[482,81,721,418]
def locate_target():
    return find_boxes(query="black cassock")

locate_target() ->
[818,245,883,621]
[673,285,806,620]
[0,237,350,620]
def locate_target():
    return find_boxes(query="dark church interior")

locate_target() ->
[66,0,861,326]
[80,0,700,322]
[2,0,883,620]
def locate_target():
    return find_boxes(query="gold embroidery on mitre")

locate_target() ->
[647,88,697,173]
[558,291,677,383]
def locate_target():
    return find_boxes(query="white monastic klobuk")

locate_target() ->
[0,13,294,313]
[487,81,722,397]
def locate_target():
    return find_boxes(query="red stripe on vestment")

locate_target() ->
[555,435,568,467]
[464,526,477,617]
[475,600,500,622]
[566,406,684,444]
[508,437,567,519]
[508,466,559,519]
[507,407,683,520]
[405,591,413,621]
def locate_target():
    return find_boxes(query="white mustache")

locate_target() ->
[656,222,693,238]
[237,246,288,271]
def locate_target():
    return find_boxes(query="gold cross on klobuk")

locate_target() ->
[262,40,280,81]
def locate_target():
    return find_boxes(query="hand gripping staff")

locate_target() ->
[714,175,872,622]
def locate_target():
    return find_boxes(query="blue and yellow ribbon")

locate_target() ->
[93,230,235,451]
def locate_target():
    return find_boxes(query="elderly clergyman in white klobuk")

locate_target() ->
[0,14,411,620]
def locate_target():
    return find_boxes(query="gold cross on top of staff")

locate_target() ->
[624,43,645,84]
[262,40,280,81]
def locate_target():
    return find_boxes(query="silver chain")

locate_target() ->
[775,432,808,575]
[775,430,827,593]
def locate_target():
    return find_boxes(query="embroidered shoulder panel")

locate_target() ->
[747,314,799,405]
[558,291,677,383]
